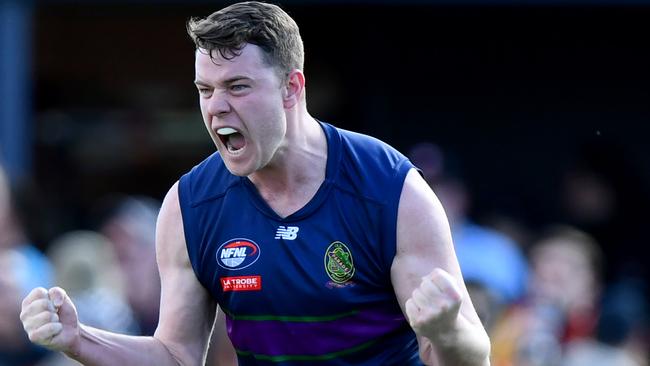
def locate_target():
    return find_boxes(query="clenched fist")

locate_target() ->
[19,287,80,353]
[405,268,463,340]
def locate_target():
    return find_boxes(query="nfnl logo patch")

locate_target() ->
[216,239,261,270]
[221,276,262,292]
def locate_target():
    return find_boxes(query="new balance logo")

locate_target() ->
[275,226,299,240]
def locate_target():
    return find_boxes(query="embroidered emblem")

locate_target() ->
[324,241,355,284]
[216,239,261,270]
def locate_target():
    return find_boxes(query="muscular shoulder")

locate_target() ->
[338,127,407,171]
[335,127,413,202]
[156,182,191,268]
[179,152,240,206]
[396,169,453,258]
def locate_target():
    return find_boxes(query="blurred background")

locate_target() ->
[1,0,649,365]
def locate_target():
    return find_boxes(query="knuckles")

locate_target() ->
[27,324,57,346]
[21,287,47,308]
[27,329,45,344]
[19,287,69,350]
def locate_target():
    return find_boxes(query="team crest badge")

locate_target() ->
[324,241,355,284]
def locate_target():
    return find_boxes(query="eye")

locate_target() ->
[230,84,249,93]
[197,87,213,97]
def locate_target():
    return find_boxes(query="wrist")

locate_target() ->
[62,323,85,360]
[425,318,462,349]
[424,316,491,365]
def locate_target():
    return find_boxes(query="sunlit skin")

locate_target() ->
[195,45,288,177]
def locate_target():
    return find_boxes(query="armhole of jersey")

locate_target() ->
[381,158,416,275]
[177,173,204,286]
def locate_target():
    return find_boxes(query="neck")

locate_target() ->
[248,109,327,217]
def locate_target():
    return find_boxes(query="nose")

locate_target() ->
[206,91,231,117]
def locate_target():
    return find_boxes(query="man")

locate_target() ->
[19,2,490,365]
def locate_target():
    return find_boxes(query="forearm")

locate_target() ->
[424,314,491,366]
[64,324,183,366]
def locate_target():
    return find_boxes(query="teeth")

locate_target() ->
[217,127,237,136]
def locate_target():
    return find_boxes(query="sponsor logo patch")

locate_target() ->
[221,276,262,292]
[216,239,261,270]
[324,241,355,285]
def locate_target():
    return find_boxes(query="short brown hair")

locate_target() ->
[187,1,304,76]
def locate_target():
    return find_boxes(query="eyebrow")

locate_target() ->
[193,75,252,87]
[223,76,251,84]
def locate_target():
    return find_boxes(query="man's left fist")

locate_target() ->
[405,268,463,338]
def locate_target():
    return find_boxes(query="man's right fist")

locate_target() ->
[19,287,80,353]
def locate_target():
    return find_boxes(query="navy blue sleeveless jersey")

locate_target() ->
[178,122,422,365]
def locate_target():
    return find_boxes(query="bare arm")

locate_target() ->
[20,182,216,366]
[391,169,490,366]
[152,182,217,365]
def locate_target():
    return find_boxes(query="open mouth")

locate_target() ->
[216,127,246,153]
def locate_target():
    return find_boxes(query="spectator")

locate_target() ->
[491,226,603,366]
[562,278,648,366]
[46,230,139,335]
[98,196,161,335]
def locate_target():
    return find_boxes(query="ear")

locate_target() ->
[282,69,305,109]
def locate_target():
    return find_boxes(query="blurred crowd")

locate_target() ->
[0,165,161,366]
[408,142,649,366]
[1,138,648,365]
